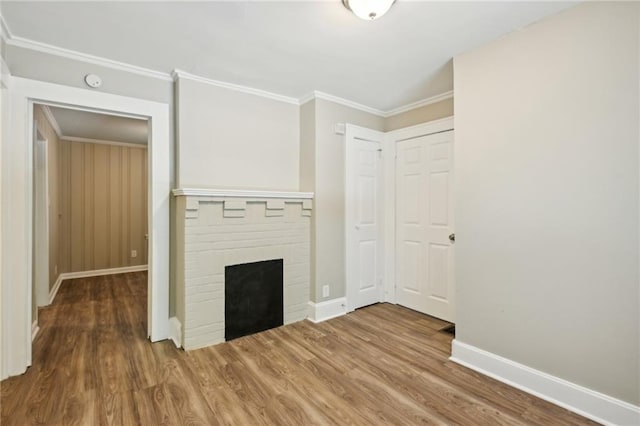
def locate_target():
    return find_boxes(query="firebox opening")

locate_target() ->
[224,259,284,341]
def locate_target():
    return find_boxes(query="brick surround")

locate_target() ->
[173,189,312,350]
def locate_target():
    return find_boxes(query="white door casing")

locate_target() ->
[2,76,170,380]
[345,124,384,312]
[33,130,49,308]
[395,129,455,322]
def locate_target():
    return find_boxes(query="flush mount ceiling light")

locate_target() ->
[342,0,396,20]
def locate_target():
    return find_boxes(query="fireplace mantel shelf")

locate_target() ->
[172,188,314,199]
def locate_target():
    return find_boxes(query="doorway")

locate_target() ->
[344,117,455,323]
[31,103,150,324]
[344,124,385,312]
[2,77,170,379]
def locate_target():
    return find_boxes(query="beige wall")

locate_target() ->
[299,100,316,192]
[58,141,148,275]
[454,2,639,404]
[384,98,453,132]
[176,77,300,190]
[299,100,317,302]
[311,98,385,302]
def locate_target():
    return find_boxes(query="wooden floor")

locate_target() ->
[1,273,596,426]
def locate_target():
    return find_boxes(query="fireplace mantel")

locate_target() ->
[172,188,313,200]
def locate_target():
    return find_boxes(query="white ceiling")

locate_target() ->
[4,1,576,111]
[47,106,148,145]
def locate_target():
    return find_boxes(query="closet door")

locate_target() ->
[396,130,455,322]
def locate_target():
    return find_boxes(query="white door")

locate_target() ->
[33,132,49,308]
[345,124,384,311]
[396,130,455,322]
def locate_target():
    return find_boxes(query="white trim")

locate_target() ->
[49,274,64,305]
[0,13,12,41]
[172,188,314,199]
[169,317,182,349]
[39,105,63,139]
[173,69,299,105]
[6,36,173,82]
[450,340,640,426]
[384,90,454,117]
[301,90,454,118]
[312,91,385,117]
[33,130,50,308]
[306,298,347,323]
[31,321,39,342]
[56,265,148,281]
[384,116,455,305]
[62,136,147,149]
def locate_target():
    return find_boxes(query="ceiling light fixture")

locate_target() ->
[342,0,395,21]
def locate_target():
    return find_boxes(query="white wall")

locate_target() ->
[454,2,639,405]
[175,76,300,190]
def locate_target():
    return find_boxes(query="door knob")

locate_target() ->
[449,233,455,242]
[355,225,360,230]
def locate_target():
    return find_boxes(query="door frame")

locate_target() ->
[384,116,454,305]
[344,124,385,312]
[33,125,49,308]
[2,76,171,379]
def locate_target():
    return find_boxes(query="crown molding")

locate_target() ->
[62,136,147,149]
[384,90,454,117]
[299,90,454,118]
[5,34,173,82]
[299,92,316,105]
[313,91,386,117]
[0,13,12,42]
[173,69,299,105]
[39,105,63,139]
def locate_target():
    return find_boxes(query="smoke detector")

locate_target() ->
[84,74,102,88]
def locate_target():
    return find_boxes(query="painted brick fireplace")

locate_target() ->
[172,189,313,350]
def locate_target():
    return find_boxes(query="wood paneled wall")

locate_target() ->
[58,141,148,276]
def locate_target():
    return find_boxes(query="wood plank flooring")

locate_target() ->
[1,272,597,425]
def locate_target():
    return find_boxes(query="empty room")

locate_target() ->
[0,1,638,425]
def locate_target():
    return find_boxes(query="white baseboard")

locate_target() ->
[450,340,640,426]
[307,297,347,323]
[169,317,182,348]
[49,274,64,304]
[60,265,148,280]
[31,320,39,342]
[47,265,148,304]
